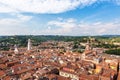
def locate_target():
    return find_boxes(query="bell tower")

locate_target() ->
[14,44,19,54]
[27,39,32,51]
[85,41,91,51]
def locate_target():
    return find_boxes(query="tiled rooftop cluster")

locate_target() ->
[0,40,120,80]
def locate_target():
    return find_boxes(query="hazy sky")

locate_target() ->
[0,0,120,36]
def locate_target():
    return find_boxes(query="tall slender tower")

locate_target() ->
[85,41,91,51]
[14,44,19,54]
[27,39,31,51]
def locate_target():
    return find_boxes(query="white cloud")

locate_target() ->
[0,13,33,35]
[47,18,77,35]
[0,13,32,25]
[0,0,120,14]
[0,0,97,13]
[45,18,120,35]
[0,16,120,35]
[78,21,120,35]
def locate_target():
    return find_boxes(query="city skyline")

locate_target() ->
[0,0,120,36]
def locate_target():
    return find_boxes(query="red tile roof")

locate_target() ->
[0,70,5,77]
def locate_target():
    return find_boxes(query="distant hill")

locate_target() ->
[100,35,120,37]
